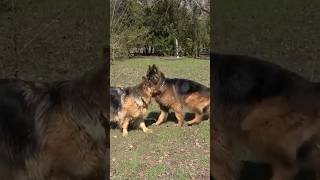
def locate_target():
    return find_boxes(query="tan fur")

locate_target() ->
[155,89,210,126]
[211,54,320,179]
[0,63,109,180]
[154,85,185,126]
[185,92,211,125]
[113,79,153,137]
[146,65,210,126]
[213,96,320,180]
[12,99,107,180]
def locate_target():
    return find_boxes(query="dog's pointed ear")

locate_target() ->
[152,64,158,72]
[147,65,152,74]
[160,72,165,78]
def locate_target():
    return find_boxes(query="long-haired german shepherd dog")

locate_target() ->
[212,53,320,180]
[110,76,153,137]
[0,63,108,180]
[146,65,210,126]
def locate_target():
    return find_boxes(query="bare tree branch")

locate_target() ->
[190,0,209,14]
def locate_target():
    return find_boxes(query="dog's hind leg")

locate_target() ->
[212,126,242,180]
[204,103,210,119]
[271,163,297,180]
[82,169,107,180]
[139,121,153,134]
[155,105,169,126]
[187,112,202,126]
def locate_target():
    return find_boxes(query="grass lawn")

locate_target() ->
[110,56,210,179]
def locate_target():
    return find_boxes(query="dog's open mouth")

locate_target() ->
[152,90,161,97]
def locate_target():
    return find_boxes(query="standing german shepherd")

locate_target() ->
[146,65,210,126]
[110,76,153,137]
[0,63,108,180]
[212,53,320,180]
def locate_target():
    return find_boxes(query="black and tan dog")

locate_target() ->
[110,76,153,137]
[212,53,320,180]
[146,65,210,126]
[0,63,108,180]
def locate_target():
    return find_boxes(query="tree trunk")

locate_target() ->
[111,47,115,62]
[175,38,179,58]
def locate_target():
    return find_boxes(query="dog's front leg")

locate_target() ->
[212,126,242,180]
[271,163,297,180]
[172,104,184,126]
[122,118,130,137]
[139,121,153,134]
[155,105,169,126]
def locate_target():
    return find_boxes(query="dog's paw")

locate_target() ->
[187,121,201,126]
[144,128,153,134]
[155,122,161,126]
[174,123,183,127]
[187,121,193,126]
[122,131,128,137]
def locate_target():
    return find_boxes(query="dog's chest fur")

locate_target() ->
[122,94,149,120]
[155,87,178,108]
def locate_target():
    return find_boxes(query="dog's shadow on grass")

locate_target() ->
[109,122,137,131]
[109,112,210,131]
[145,112,209,126]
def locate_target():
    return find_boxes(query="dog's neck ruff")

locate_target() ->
[135,96,148,109]
[141,97,148,108]
[159,79,165,89]
[154,79,166,97]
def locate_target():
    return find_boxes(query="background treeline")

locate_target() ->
[111,0,209,60]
